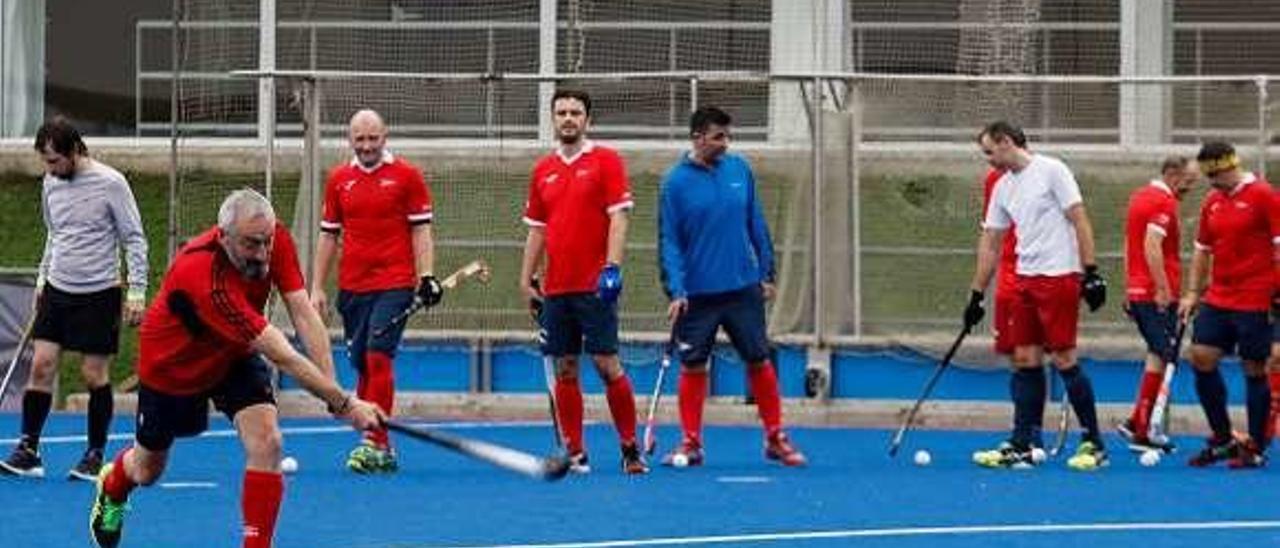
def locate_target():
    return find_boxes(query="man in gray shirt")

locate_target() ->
[1,118,148,481]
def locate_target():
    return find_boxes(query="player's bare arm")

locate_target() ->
[1064,203,1098,267]
[251,324,381,430]
[1143,227,1171,306]
[605,210,629,265]
[1179,247,1210,322]
[281,288,336,381]
[519,226,547,301]
[310,231,339,318]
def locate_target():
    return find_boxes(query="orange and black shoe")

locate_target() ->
[765,431,808,467]
[1227,437,1267,469]
[1188,433,1241,467]
[621,442,649,475]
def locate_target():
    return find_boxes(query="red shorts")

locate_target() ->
[1010,274,1081,351]
[992,290,1016,355]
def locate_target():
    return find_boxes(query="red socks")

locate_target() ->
[748,362,784,437]
[241,469,283,548]
[555,375,585,454]
[604,375,638,444]
[361,351,396,448]
[678,368,709,445]
[103,448,137,503]
[1130,369,1164,435]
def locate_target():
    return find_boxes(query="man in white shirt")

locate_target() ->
[964,121,1108,471]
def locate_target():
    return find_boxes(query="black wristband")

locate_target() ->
[1084,264,1098,275]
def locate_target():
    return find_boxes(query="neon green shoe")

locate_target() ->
[346,442,398,474]
[89,463,128,547]
[1067,440,1109,471]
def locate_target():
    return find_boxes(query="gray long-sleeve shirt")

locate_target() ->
[39,158,148,296]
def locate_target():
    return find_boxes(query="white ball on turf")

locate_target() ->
[1139,449,1161,467]
[913,449,932,466]
[671,453,689,468]
[1030,447,1047,464]
[280,456,299,474]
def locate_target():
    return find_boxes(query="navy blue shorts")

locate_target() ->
[337,288,414,371]
[676,284,769,365]
[1192,303,1270,362]
[540,292,618,357]
[135,355,276,452]
[1126,301,1178,359]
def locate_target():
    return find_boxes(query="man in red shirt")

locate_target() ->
[981,167,1018,356]
[311,109,441,473]
[1118,156,1198,451]
[518,89,646,475]
[1179,142,1280,468]
[87,189,382,548]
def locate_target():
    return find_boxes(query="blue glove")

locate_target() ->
[597,263,622,305]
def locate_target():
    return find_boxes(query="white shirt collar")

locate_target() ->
[1148,179,1173,196]
[1228,172,1258,196]
[350,150,395,173]
[556,140,595,165]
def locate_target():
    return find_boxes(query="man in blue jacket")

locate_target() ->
[658,106,806,468]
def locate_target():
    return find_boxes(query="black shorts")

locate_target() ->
[677,284,770,365]
[1192,303,1270,362]
[135,355,276,452]
[1126,301,1178,359]
[539,292,619,357]
[31,285,122,355]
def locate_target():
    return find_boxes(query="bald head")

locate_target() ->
[348,109,388,169]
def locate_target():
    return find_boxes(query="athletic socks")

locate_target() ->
[1245,375,1269,447]
[1010,368,1045,447]
[555,375,585,454]
[604,374,638,444]
[678,368,709,444]
[1060,366,1102,446]
[747,362,784,437]
[1130,369,1163,435]
[1268,371,1280,442]
[1194,368,1232,439]
[362,351,395,448]
[20,390,53,451]
[103,448,137,503]
[87,384,113,451]
[241,469,284,548]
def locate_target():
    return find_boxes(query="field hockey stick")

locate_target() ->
[887,324,970,457]
[1048,384,1070,458]
[0,316,35,410]
[1147,318,1187,449]
[372,259,490,338]
[384,420,570,481]
[528,276,563,450]
[642,326,678,456]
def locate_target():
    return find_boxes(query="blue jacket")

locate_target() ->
[658,152,775,299]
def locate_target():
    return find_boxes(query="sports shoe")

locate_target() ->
[1116,419,1176,454]
[661,439,705,468]
[0,441,44,478]
[89,463,127,547]
[1188,434,1241,467]
[1067,440,1109,471]
[1227,438,1267,469]
[567,451,591,474]
[69,448,105,482]
[621,442,649,475]
[346,441,397,474]
[764,431,807,467]
[972,440,1036,469]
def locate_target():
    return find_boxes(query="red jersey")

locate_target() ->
[1195,174,1280,311]
[523,141,633,296]
[981,168,1018,294]
[1124,180,1181,302]
[320,153,432,292]
[138,223,305,395]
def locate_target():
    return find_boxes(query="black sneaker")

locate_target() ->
[621,442,649,475]
[0,442,44,478]
[567,451,591,474]
[1188,434,1240,467]
[69,448,105,482]
[1117,419,1177,454]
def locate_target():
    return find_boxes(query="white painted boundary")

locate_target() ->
[438,521,1280,548]
[0,420,560,446]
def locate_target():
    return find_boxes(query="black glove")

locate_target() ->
[963,290,985,329]
[417,274,444,307]
[529,276,544,321]
[1081,265,1106,312]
